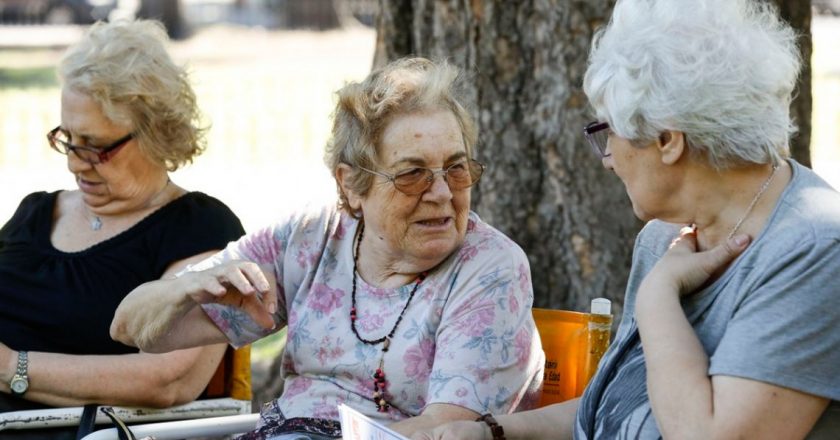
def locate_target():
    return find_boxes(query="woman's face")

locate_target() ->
[355,109,472,271]
[601,132,673,222]
[61,87,167,216]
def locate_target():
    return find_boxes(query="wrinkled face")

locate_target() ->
[601,132,671,222]
[354,109,472,270]
[61,87,166,215]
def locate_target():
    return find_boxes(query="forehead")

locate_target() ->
[60,87,128,136]
[379,109,465,165]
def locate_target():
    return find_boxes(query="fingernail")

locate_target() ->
[733,234,749,247]
[268,303,277,314]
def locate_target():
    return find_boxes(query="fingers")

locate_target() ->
[707,233,750,268]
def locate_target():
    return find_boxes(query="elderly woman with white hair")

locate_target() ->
[414,0,840,439]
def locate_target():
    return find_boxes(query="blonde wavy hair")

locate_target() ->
[59,19,205,170]
[324,57,477,215]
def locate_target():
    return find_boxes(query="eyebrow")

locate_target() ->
[389,151,468,169]
[60,127,113,146]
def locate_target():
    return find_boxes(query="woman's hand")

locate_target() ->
[181,260,277,330]
[410,420,487,440]
[642,226,750,297]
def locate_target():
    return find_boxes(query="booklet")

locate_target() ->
[338,404,410,440]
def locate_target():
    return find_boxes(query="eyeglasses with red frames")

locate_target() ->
[47,126,134,165]
[358,159,486,196]
[583,121,610,158]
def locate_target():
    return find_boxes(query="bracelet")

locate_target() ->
[476,413,506,440]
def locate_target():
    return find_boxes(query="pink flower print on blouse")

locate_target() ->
[517,263,531,295]
[241,226,283,264]
[403,338,436,381]
[514,327,532,368]
[308,283,345,315]
[315,335,346,365]
[283,377,313,399]
[295,244,321,268]
[357,311,385,333]
[312,397,341,420]
[458,242,480,262]
[453,299,496,337]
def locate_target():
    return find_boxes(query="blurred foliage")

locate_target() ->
[0,66,57,89]
[252,326,287,361]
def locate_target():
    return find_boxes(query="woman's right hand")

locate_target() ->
[181,260,277,330]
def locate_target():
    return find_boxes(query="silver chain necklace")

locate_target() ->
[87,178,172,231]
[726,164,780,241]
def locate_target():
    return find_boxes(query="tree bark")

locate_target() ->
[373,0,812,317]
[767,0,813,167]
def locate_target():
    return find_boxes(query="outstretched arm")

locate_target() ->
[111,252,278,353]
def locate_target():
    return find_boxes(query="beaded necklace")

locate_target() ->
[350,222,427,412]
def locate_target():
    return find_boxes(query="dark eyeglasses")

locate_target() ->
[358,159,485,196]
[583,121,610,158]
[47,126,134,165]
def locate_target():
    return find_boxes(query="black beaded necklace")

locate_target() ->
[350,222,427,412]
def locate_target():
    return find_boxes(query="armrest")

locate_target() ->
[80,413,260,440]
[0,397,251,431]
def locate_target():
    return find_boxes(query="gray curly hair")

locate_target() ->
[583,0,801,170]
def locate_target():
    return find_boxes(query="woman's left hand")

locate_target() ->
[643,226,750,296]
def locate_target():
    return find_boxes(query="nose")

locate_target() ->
[422,170,453,202]
[67,149,93,174]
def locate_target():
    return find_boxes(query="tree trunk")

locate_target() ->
[373,0,812,318]
[767,0,813,167]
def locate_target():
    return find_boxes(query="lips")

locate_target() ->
[416,217,452,226]
[76,177,103,193]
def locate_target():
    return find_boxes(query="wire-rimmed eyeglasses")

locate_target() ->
[358,159,486,196]
[583,121,610,158]
[47,126,134,165]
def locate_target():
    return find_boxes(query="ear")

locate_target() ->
[657,130,686,165]
[335,163,363,212]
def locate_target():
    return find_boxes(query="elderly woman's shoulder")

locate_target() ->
[460,211,529,259]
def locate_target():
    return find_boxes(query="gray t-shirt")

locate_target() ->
[575,160,840,439]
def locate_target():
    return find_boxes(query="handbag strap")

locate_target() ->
[75,403,99,440]
[99,406,138,440]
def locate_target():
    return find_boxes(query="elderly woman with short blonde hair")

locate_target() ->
[0,19,244,439]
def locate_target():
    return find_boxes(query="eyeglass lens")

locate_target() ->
[584,122,610,157]
[393,160,484,195]
[47,127,131,164]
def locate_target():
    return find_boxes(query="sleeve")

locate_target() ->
[194,208,317,348]
[0,191,49,245]
[426,234,544,414]
[708,237,840,400]
[153,193,246,274]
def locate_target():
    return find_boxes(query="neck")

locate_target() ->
[679,162,787,250]
[85,175,174,229]
[354,223,430,289]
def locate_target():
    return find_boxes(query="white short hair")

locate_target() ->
[583,0,801,169]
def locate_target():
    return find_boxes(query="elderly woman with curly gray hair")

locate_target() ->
[416,0,840,439]
[111,57,544,439]
[0,20,244,439]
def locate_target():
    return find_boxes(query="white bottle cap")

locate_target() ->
[590,298,611,315]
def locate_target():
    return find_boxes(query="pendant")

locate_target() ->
[90,216,102,231]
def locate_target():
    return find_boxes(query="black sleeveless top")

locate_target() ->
[0,190,244,355]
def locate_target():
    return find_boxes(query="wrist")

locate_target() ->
[1,349,16,384]
[476,414,506,440]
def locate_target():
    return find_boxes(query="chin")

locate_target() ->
[413,238,462,267]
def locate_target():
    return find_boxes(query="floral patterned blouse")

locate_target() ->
[196,203,544,426]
